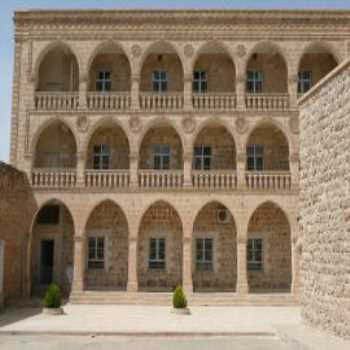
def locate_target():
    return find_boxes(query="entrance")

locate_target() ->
[40,240,54,285]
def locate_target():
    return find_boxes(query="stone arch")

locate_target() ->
[192,201,237,292]
[34,41,80,91]
[32,118,78,168]
[84,199,129,290]
[247,200,292,293]
[137,200,183,291]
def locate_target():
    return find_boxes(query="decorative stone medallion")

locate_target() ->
[184,44,195,58]
[182,116,196,134]
[289,116,299,134]
[76,115,89,133]
[129,116,142,133]
[131,44,142,58]
[235,117,248,134]
[236,44,247,57]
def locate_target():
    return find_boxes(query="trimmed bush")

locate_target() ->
[43,284,62,309]
[172,285,187,308]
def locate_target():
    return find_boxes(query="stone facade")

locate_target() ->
[299,60,350,338]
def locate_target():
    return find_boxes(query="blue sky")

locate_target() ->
[0,0,349,162]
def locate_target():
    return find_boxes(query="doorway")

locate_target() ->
[40,240,54,285]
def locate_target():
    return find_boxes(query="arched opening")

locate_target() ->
[88,42,131,93]
[37,44,79,92]
[246,123,289,171]
[192,202,237,292]
[247,202,292,293]
[246,43,288,94]
[86,122,130,170]
[85,200,129,291]
[298,43,338,95]
[34,121,77,168]
[31,200,74,295]
[193,124,236,171]
[138,201,183,291]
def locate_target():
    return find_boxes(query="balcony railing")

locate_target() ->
[34,92,79,111]
[138,170,184,189]
[85,170,130,188]
[192,170,237,190]
[192,93,236,111]
[87,92,131,110]
[31,168,77,188]
[245,94,289,111]
[139,92,184,111]
[245,171,291,190]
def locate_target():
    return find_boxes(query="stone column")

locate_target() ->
[236,152,246,190]
[290,219,301,296]
[183,150,193,188]
[290,153,299,191]
[182,236,193,294]
[129,151,139,189]
[78,78,88,110]
[127,234,138,292]
[72,235,86,292]
[184,73,193,111]
[131,75,140,111]
[76,152,85,188]
[288,73,298,110]
[236,73,246,111]
[236,220,249,294]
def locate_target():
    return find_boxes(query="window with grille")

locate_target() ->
[247,71,264,93]
[193,145,212,170]
[149,238,166,269]
[96,71,112,92]
[153,145,170,170]
[93,144,110,170]
[152,71,168,92]
[88,236,105,269]
[298,71,312,94]
[196,238,213,271]
[247,238,263,271]
[193,70,208,93]
[247,144,264,171]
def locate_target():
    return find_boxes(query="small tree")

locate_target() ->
[172,285,187,309]
[43,284,62,309]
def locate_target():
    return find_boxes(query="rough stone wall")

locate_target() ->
[247,202,291,291]
[299,62,350,338]
[0,163,36,302]
[193,202,237,291]
[138,202,182,291]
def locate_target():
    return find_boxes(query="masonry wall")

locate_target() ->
[299,63,350,338]
[0,163,36,302]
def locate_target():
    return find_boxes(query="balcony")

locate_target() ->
[139,92,184,111]
[245,171,291,190]
[192,170,237,190]
[87,92,131,111]
[34,92,79,111]
[31,168,77,188]
[85,170,130,188]
[192,93,236,111]
[245,93,289,111]
[138,170,184,189]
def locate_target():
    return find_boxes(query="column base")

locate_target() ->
[71,280,84,293]
[127,281,138,292]
[237,283,249,295]
[183,283,193,295]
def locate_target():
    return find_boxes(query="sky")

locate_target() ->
[0,0,349,163]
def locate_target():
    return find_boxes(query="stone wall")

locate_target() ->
[0,163,36,302]
[299,60,350,338]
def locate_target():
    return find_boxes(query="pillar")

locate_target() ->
[129,151,139,189]
[184,73,193,111]
[236,72,246,111]
[76,152,85,188]
[288,73,298,110]
[127,233,138,292]
[290,220,301,296]
[236,216,249,294]
[236,152,246,190]
[183,151,192,188]
[290,153,299,191]
[72,235,86,292]
[182,236,193,294]
[78,78,88,110]
[131,75,140,111]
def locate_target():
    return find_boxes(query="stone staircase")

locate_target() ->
[70,291,299,306]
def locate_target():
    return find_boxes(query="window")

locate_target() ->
[96,71,112,92]
[88,236,105,269]
[193,145,212,170]
[247,71,264,93]
[247,144,264,171]
[298,71,312,94]
[193,70,208,93]
[247,238,263,271]
[196,238,213,271]
[152,71,168,92]
[93,144,110,170]
[37,205,60,225]
[153,145,170,170]
[149,238,166,269]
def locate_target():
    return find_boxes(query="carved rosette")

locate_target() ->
[184,44,195,58]
[289,116,299,134]
[236,44,247,58]
[129,116,142,134]
[131,44,142,58]
[76,115,89,133]
[235,117,248,134]
[182,116,196,134]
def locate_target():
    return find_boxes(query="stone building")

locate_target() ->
[299,60,350,338]
[8,9,350,304]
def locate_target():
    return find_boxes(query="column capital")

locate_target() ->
[74,235,85,243]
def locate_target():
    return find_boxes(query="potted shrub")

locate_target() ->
[43,284,63,315]
[172,285,190,315]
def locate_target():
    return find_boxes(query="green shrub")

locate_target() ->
[172,285,187,308]
[43,284,62,308]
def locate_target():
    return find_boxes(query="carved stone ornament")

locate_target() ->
[235,117,249,134]
[236,44,247,57]
[76,115,89,133]
[289,116,299,134]
[129,116,142,134]
[184,44,195,58]
[131,44,142,58]
[182,116,196,134]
